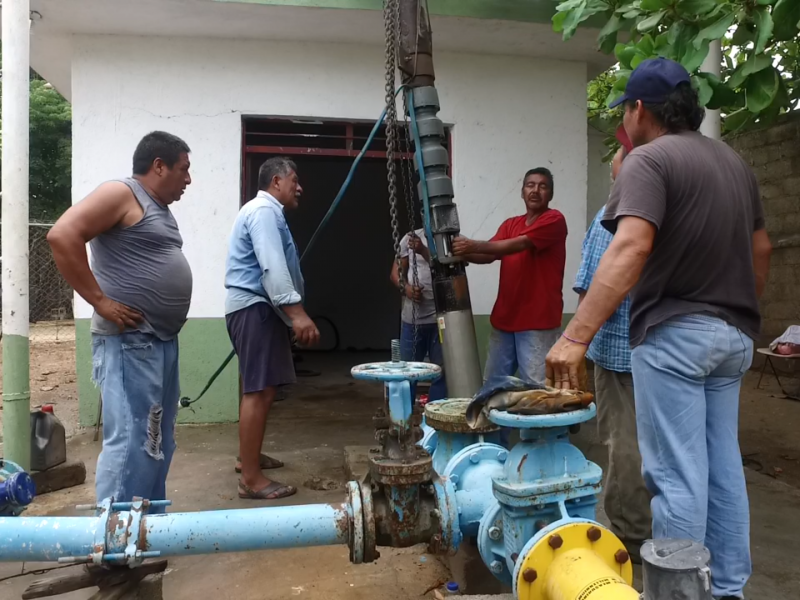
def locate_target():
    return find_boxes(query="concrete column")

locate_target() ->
[2,0,32,469]
[700,40,722,140]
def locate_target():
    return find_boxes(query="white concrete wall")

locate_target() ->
[71,35,588,319]
[586,129,612,228]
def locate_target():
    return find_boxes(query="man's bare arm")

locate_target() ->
[389,257,409,289]
[564,216,656,343]
[752,228,772,299]
[453,235,533,259]
[461,253,497,264]
[282,303,320,347]
[47,182,143,328]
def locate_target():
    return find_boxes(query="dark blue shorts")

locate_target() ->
[226,303,296,394]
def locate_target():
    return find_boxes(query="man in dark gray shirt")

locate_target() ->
[49,131,193,514]
[546,59,772,599]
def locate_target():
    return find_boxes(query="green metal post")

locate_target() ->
[2,0,32,470]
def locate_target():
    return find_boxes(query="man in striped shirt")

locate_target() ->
[573,136,650,562]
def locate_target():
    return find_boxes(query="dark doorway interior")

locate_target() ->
[241,117,450,351]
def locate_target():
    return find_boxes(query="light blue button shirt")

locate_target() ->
[224,191,304,325]
[573,206,632,373]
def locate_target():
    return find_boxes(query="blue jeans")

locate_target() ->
[483,327,561,384]
[400,321,447,401]
[631,314,753,599]
[484,327,561,446]
[92,332,180,515]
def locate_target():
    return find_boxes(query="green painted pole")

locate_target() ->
[2,0,32,470]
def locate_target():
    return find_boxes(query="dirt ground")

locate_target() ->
[0,322,80,441]
[0,338,800,599]
[3,324,800,489]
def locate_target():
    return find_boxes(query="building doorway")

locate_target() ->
[241,116,450,352]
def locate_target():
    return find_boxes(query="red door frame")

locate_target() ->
[240,117,452,205]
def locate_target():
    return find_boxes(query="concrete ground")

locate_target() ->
[2,351,800,599]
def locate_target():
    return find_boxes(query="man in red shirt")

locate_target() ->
[452,167,567,384]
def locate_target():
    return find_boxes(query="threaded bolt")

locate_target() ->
[488,527,501,541]
[391,339,401,362]
[615,549,630,564]
[489,560,503,574]
[587,526,602,542]
[522,568,538,583]
[548,534,563,549]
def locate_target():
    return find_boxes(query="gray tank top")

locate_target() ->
[90,178,192,340]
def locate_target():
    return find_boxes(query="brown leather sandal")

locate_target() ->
[238,480,297,500]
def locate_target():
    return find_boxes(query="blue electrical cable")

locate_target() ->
[405,88,437,260]
[180,85,408,409]
[302,85,406,261]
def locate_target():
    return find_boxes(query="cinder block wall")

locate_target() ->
[727,114,800,375]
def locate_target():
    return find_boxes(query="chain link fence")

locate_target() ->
[0,222,75,343]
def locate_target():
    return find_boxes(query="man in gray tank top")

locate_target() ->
[48,131,193,514]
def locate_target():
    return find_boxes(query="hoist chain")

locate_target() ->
[384,0,420,362]
[384,0,403,293]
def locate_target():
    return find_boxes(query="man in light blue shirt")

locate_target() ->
[224,157,319,500]
[573,145,650,561]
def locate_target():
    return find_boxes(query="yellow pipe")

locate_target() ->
[543,548,639,600]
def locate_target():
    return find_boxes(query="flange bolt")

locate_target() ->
[615,549,630,564]
[522,568,538,583]
[488,527,501,541]
[587,526,602,542]
[548,534,563,549]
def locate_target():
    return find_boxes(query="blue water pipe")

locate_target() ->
[0,460,36,517]
[0,496,350,564]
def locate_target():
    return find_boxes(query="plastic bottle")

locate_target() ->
[30,405,67,472]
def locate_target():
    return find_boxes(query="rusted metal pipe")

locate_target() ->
[397,0,434,87]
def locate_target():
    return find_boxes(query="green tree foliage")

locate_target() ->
[555,0,800,157]
[0,48,72,222]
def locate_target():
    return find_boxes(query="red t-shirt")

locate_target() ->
[489,209,567,332]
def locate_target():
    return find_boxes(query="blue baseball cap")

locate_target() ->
[610,57,691,108]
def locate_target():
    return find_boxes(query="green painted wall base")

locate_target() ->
[3,333,31,469]
[76,319,240,426]
[76,313,574,425]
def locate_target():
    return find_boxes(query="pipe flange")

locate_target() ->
[429,474,462,556]
[358,481,378,563]
[351,361,442,382]
[443,443,507,488]
[477,500,513,586]
[424,399,499,434]
[123,498,147,566]
[369,449,433,486]
[512,519,633,600]
[347,482,365,564]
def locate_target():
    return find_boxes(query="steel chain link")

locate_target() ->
[384,0,403,292]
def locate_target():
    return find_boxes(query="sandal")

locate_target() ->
[238,480,297,500]
[234,453,284,473]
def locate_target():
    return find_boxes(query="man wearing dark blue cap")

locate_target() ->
[546,57,773,599]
